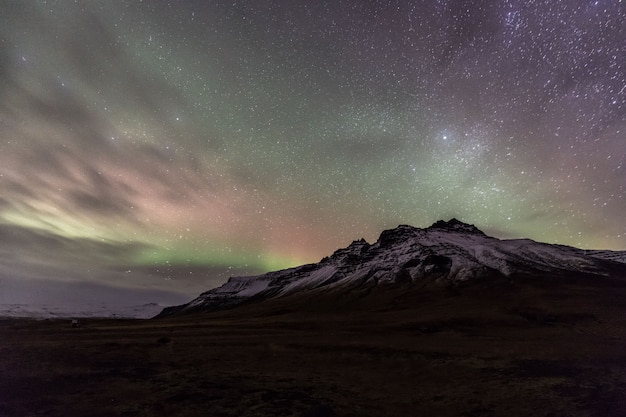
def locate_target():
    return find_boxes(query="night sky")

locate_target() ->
[1,1,624,309]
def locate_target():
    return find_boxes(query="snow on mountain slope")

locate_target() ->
[157,219,626,317]
[586,250,626,264]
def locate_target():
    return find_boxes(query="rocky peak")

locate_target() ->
[327,238,370,264]
[377,224,421,247]
[428,218,486,236]
[377,220,486,247]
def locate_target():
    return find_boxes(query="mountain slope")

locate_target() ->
[157,219,626,317]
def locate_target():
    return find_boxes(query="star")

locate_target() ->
[0,0,624,310]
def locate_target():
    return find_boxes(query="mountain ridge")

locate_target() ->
[156,219,626,318]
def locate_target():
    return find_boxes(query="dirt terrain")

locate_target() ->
[2,278,626,417]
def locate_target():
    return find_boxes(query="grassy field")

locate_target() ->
[2,279,626,417]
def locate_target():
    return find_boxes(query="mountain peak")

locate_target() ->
[377,224,421,247]
[377,220,485,246]
[428,218,486,236]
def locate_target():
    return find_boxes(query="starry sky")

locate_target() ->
[0,1,624,309]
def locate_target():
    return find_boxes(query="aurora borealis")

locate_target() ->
[1,1,624,309]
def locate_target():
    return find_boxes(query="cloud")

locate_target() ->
[0,223,143,272]
[0,222,248,299]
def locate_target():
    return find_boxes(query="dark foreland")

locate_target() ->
[2,221,626,417]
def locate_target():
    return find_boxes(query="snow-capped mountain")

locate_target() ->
[157,219,626,317]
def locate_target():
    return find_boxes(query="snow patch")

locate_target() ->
[280,265,338,295]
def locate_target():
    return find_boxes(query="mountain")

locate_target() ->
[156,219,626,317]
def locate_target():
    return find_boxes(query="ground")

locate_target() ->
[1,278,626,417]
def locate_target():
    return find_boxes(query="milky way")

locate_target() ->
[0,1,624,306]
